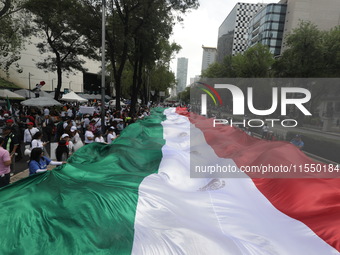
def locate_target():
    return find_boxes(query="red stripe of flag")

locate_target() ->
[176,107,340,252]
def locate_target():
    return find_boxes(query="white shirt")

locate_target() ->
[72,132,81,144]
[67,109,73,117]
[95,136,105,143]
[107,133,116,144]
[84,130,94,144]
[23,127,40,143]
[31,139,44,149]
[67,141,74,152]
[83,118,90,128]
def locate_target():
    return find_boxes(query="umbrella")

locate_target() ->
[60,91,88,103]
[21,97,62,107]
[15,89,53,99]
[0,89,25,100]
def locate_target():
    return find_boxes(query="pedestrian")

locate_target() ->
[56,134,73,161]
[290,134,304,149]
[41,115,55,142]
[23,122,39,147]
[28,147,64,176]
[94,130,106,143]
[2,126,19,159]
[70,126,83,151]
[261,123,269,139]
[31,131,48,149]
[84,125,94,145]
[106,127,117,144]
[0,136,12,188]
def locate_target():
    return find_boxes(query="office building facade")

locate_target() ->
[201,46,217,72]
[280,0,340,52]
[216,2,266,63]
[248,4,287,56]
[176,57,188,93]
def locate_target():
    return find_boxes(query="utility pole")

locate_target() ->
[101,0,106,133]
[52,78,56,92]
[28,73,34,98]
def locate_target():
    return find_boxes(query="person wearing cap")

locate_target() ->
[290,135,304,149]
[28,147,64,176]
[23,122,40,146]
[56,134,74,161]
[106,127,117,144]
[84,125,94,145]
[5,118,20,139]
[2,126,19,159]
[0,136,12,188]
[70,126,83,152]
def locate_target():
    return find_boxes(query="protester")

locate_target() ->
[2,126,19,159]
[42,114,55,142]
[23,122,39,146]
[94,130,106,143]
[56,134,73,161]
[84,125,94,145]
[261,123,269,139]
[0,136,12,188]
[106,127,117,144]
[290,134,304,149]
[31,132,48,149]
[70,126,83,152]
[28,147,64,176]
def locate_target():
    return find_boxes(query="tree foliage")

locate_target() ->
[24,0,101,99]
[0,0,28,74]
[105,0,198,112]
[274,21,323,77]
[202,44,274,78]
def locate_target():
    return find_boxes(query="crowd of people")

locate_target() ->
[0,102,151,188]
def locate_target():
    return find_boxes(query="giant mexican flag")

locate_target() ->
[0,107,339,254]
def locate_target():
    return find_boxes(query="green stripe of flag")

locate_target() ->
[0,107,167,255]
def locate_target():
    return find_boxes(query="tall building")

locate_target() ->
[280,0,340,52]
[216,2,266,63]
[176,57,188,93]
[248,3,287,56]
[190,75,201,85]
[201,46,217,73]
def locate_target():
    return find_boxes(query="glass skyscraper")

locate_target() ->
[248,4,287,56]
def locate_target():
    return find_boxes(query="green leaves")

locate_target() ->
[202,44,274,78]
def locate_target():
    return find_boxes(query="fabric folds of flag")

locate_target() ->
[0,107,339,255]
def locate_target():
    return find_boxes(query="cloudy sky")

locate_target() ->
[169,0,277,84]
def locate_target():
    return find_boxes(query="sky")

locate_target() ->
[169,0,277,84]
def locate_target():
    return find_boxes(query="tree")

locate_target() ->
[202,44,273,78]
[105,0,198,110]
[24,0,100,100]
[323,26,340,77]
[274,21,323,77]
[0,0,28,74]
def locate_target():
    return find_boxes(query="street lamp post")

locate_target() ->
[52,78,56,92]
[69,81,72,90]
[100,0,106,133]
[28,73,34,98]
